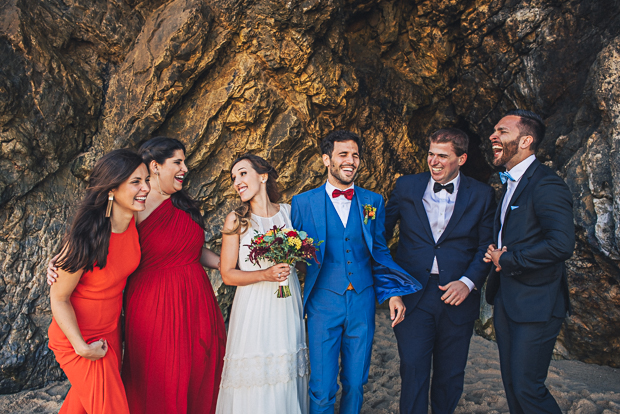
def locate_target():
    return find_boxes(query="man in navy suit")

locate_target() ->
[385,128,496,414]
[291,130,422,414]
[484,110,574,414]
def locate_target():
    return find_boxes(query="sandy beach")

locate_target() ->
[2,311,619,414]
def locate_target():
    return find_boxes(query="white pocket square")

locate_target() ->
[510,205,519,210]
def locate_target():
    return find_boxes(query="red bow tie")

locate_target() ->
[332,188,354,200]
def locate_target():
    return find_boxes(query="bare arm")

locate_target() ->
[200,247,220,269]
[220,212,290,286]
[49,266,108,361]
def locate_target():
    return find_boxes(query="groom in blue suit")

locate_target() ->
[292,130,422,414]
[385,128,496,413]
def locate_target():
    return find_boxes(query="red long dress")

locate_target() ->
[122,198,226,414]
[48,217,140,414]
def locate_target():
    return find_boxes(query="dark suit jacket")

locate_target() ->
[485,159,575,323]
[385,172,496,325]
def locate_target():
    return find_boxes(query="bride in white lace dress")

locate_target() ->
[217,154,309,414]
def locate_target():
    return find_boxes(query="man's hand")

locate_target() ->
[389,296,406,327]
[484,244,507,271]
[438,281,470,306]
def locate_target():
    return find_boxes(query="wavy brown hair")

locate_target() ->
[139,137,205,230]
[223,154,280,235]
[56,149,145,273]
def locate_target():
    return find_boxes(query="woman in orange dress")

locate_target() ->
[48,149,150,414]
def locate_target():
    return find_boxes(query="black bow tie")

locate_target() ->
[433,182,454,194]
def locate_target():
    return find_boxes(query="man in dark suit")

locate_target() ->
[484,110,575,414]
[385,128,496,414]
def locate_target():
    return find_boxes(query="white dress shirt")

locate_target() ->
[325,181,354,227]
[422,174,475,292]
[498,154,536,249]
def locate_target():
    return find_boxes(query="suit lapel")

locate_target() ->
[309,185,328,262]
[504,159,540,224]
[494,184,506,244]
[437,174,471,244]
[354,187,374,253]
[412,174,435,242]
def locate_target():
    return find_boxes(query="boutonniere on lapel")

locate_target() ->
[363,204,376,225]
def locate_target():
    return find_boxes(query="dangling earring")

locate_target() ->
[105,193,114,218]
[155,170,169,196]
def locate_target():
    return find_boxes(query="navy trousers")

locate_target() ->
[393,275,474,414]
[306,286,375,414]
[493,292,563,414]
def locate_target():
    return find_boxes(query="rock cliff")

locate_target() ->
[1,0,619,392]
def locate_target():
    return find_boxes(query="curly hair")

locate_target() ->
[223,154,280,235]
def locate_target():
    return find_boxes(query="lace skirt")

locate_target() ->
[216,276,309,414]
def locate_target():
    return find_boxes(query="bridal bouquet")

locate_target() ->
[246,225,323,298]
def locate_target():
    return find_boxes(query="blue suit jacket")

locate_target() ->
[385,172,496,324]
[291,184,421,313]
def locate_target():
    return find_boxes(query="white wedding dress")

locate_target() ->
[216,204,309,414]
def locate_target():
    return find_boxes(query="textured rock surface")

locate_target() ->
[1,0,619,392]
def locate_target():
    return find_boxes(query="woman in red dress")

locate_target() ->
[48,149,149,414]
[121,137,226,414]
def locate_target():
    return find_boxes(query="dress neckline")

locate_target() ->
[111,216,135,235]
[250,204,282,220]
[139,197,172,228]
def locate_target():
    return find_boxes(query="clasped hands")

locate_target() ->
[483,244,507,271]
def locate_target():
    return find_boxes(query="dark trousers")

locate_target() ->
[394,275,474,414]
[493,291,563,414]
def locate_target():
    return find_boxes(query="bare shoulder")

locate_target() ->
[222,211,239,233]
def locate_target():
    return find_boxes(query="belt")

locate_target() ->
[347,283,355,291]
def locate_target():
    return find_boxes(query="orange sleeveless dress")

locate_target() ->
[48,218,140,414]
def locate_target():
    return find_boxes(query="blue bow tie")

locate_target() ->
[499,171,515,185]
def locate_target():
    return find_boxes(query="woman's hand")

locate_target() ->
[75,339,108,361]
[263,263,291,283]
[47,254,60,285]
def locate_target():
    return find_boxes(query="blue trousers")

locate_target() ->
[306,286,375,414]
[393,275,474,414]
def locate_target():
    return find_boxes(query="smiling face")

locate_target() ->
[152,149,188,194]
[489,115,530,169]
[231,159,267,203]
[323,140,360,188]
[427,141,467,184]
[110,163,150,214]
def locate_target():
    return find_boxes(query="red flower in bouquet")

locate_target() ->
[245,225,323,298]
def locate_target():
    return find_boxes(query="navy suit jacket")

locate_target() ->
[291,184,422,314]
[485,159,574,322]
[385,172,496,325]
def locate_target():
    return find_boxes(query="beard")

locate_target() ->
[329,160,357,186]
[493,137,519,167]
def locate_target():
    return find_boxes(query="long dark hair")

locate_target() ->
[223,154,280,234]
[139,137,205,229]
[56,149,145,273]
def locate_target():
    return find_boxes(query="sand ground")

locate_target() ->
[2,311,619,413]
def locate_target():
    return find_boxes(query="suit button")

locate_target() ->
[348,272,352,275]
[345,238,350,241]
[425,268,430,272]
[347,261,352,264]
[346,250,350,253]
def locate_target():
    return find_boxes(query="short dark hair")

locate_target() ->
[429,128,469,156]
[320,130,364,158]
[504,109,545,152]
